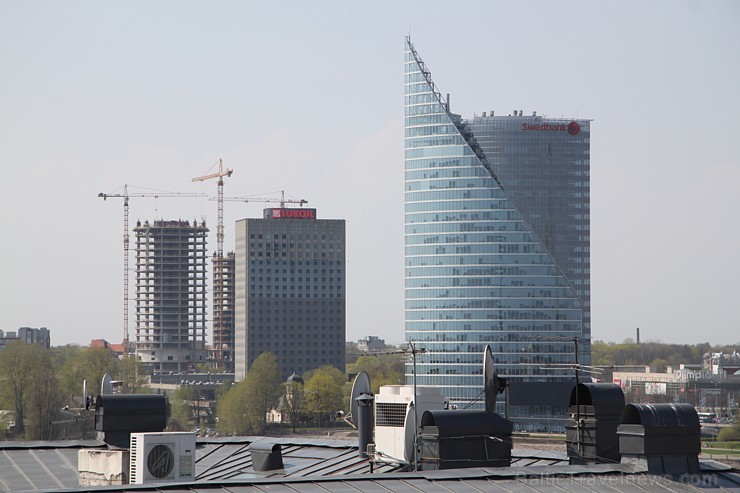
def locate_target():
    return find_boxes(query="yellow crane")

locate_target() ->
[98,185,204,354]
[192,159,233,257]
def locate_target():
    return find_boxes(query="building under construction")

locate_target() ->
[134,219,209,372]
[211,251,236,371]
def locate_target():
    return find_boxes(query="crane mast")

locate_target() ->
[192,159,233,257]
[192,159,234,370]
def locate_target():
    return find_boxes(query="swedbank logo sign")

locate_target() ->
[522,121,581,136]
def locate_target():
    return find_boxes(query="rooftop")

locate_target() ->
[0,436,736,493]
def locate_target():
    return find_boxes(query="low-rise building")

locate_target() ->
[357,336,387,353]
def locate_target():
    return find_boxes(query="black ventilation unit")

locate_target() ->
[617,403,701,474]
[251,441,284,472]
[567,382,625,464]
[418,410,513,470]
[94,394,167,448]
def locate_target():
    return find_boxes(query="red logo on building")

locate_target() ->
[271,208,316,220]
[521,121,582,136]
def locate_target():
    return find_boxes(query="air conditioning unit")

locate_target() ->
[374,385,445,463]
[129,432,196,484]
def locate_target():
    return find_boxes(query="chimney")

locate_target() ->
[356,393,375,458]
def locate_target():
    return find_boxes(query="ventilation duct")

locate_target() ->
[617,403,701,474]
[567,382,625,464]
[418,410,513,470]
[251,441,284,472]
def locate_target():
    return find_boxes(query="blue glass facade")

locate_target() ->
[404,38,590,425]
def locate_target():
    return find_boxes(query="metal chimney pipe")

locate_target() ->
[356,393,374,458]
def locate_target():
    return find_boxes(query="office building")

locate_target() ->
[234,208,345,381]
[404,38,590,427]
[0,327,50,351]
[134,219,209,372]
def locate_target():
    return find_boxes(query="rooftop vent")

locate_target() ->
[251,441,284,472]
[617,403,701,475]
[419,410,513,470]
[95,394,167,448]
[567,383,625,464]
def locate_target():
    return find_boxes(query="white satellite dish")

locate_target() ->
[101,373,113,395]
[484,345,507,413]
[349,371,372,426]
[83,379,90,410]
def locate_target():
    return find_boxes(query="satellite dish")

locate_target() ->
[403,402,416,464]
[349,371,372,426]
[101,373,113,395]
[484,345,506,413]
[83,379,90,410]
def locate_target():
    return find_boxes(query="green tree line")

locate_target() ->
[215,349,405,435]
[592,340,738,370]
[0,342,147,440]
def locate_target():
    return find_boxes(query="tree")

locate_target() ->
[216,382,249,435]
[0,341,45,436]
[284,378,305,432]
[115,356,149,393]
[304,365,346,426]
[347,354,404,394]
[242,352,282,434]
[717,425,740,442]
[169,386,197,431]
[59,347,119,399]
[25,350,63,440]
[216,352,282,435]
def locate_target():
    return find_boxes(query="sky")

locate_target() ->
[1,1,738,348]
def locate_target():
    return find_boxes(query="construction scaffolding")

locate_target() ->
[212,251,236,371]
[134,219,209,372]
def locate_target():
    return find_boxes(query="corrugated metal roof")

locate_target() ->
[0,437,736,493]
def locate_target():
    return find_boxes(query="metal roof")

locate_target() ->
[0,437,736,493]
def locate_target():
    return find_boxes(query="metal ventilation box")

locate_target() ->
[419,410,513,470]
[129,432,196,484]
[566,382,625,464]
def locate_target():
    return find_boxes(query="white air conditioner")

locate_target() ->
[374,385,445,463]
[129,432,196,484]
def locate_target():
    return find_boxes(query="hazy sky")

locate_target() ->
[1,1,738,348]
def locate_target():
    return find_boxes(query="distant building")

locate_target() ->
[357,336,387,353]
[704,351,740,377]
[0,327,50,350]
[90,339,125,358]
[612,364,740,412]
[212,251,236,372]
[404,38,590,427]
[133,219,209,372]
[234,207,346,380]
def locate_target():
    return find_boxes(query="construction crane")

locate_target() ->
[98,185,205,354]
[220,190,308,208]
[192,160,234,371]
[192,159,233,257]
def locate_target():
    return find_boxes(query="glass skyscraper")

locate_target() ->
[404,38,590,428]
